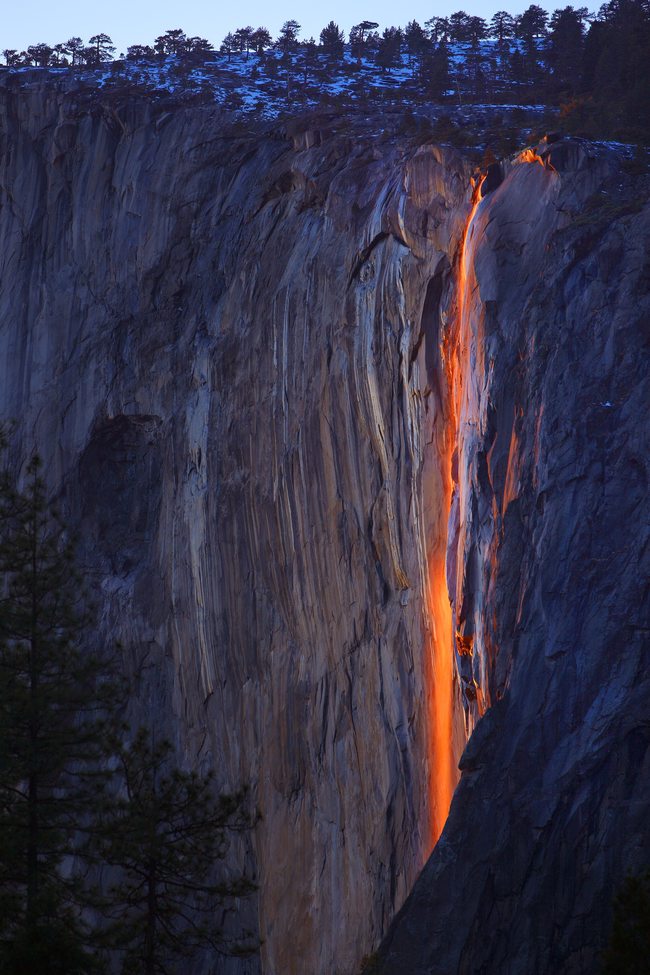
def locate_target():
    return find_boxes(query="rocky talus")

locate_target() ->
[0,80,648,975]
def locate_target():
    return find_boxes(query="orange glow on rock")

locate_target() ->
[503,421,521,515]
[426,541,455,846]
[425,174,486,847]
[455,174,486,424]
[518,147,546,167]
[517,147,557,174]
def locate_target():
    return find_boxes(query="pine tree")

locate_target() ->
[421,42,450,97]
[95,729,258,975]
[515,4,549,42]
[220,33,237,60]
[404,21,429,71]
[278,20,301,53]
[87,34,115,65]
[603,872,650,975]
[0,454,121,974]
[63,37,85,67]
[25,44,53,67]
[547,6,586,94]
[251,27,272,56]
[319,21,345,59]
[302,37,318,83]
[350,20,379,59]
[154,29,187,58]
[466,16,488,48]
[448,11,472,42]
[234,27,254,59]
[125,44,155,62]
[425,17,451,44]
[0,446,257,973]
[376,27,402,72]
[489,11,516,50]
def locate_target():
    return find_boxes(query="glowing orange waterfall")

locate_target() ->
[427,174,485,847]
[426,531,455,846]
[454,174,487,429]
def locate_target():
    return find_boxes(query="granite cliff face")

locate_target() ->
[0,83,471,974]
[0,79,648,975]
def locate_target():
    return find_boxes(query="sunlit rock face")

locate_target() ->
[2,79,648,975]
[0,82,474,975]
[379,143,650,974]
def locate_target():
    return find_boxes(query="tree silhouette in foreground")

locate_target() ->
[602,871,650,975]
[0,454,119,974]
[95,728,258,975]
[0,445,257,973]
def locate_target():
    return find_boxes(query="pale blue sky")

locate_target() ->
[3,0,558,56]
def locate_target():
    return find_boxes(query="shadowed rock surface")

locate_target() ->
[0,79,649,975]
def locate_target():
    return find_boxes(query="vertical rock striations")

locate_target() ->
[0,83,473,974]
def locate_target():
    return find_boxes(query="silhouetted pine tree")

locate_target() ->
[0,453,122,974]
[602,872,650,975]
[94,729,258,975]
[320,21,345,59]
